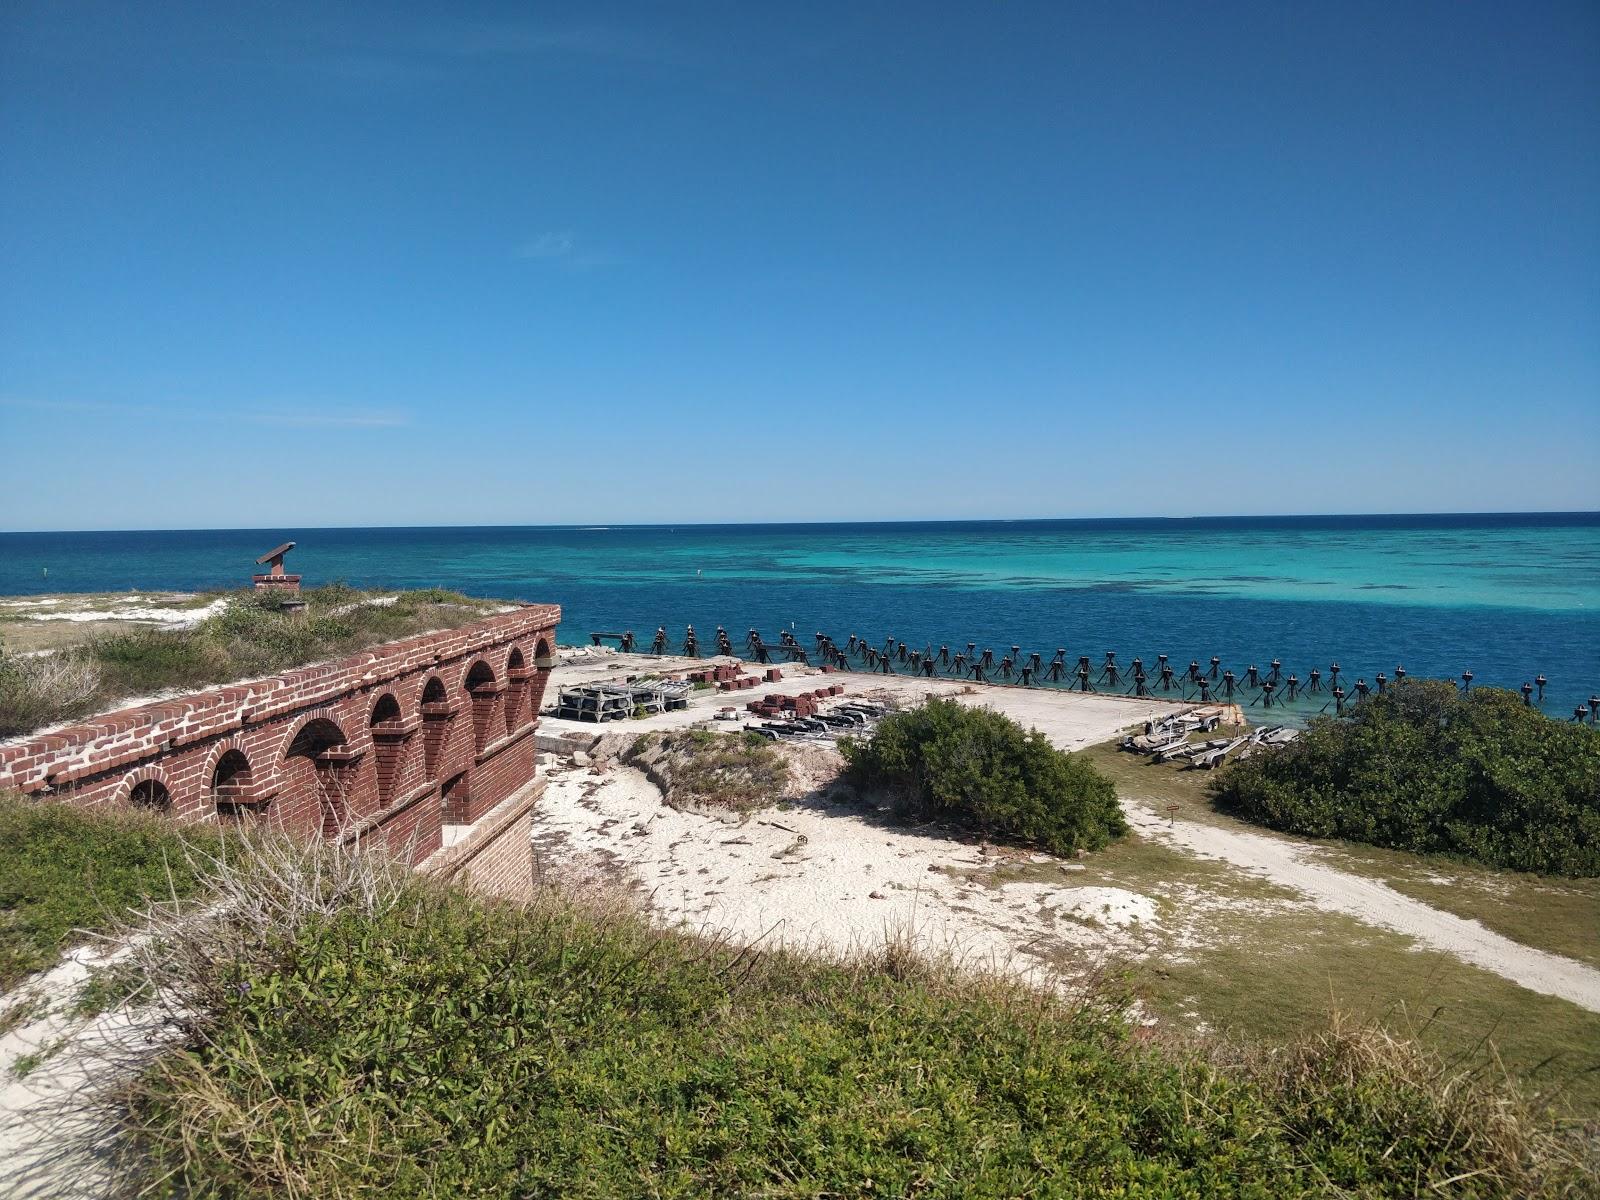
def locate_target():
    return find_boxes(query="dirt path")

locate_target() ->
[1122,802,1600,1013]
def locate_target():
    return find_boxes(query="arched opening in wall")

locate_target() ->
[286,717,355,838]
[504,647,527,737]
[464,660,498,754]
[419,676,450,779]
[368,692,407,808]
[128,779,171,812]
[440,771,469,825]
[211,750,258,822]
[533,637,556,712]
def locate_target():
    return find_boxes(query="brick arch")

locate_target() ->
[280,712,358,838]
[275,708,350,765]
[462,659,501,753]
[368,690,403,726]
[200,736,279,801]
[504,646,528,735]
[418,673,448,708]
[457,656,497,694]
[367,691,409,807]
[529,636,557,716]
[210,747,260,823]
[418,674,452,780]
[116,765,173,811]
[503,643,526,678]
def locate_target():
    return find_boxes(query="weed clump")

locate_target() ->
[624,727,790,812]
[842,697,1125,856]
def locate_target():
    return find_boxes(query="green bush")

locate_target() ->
[124,871,1587,1198]
[841,698,1125,855]
[1211,680,1600,876]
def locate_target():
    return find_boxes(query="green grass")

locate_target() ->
[74,958,151,1018]
[125,867,1593,1199]
[0,794,217,990]
[1133,896,1600,1117]
[962,834,1600,1117]
[1085,740,1600,969]
[0,586,504,738]
[1313,843,1600,971]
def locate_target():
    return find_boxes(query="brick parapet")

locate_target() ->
[0,602,560,863]
[0,604,559,794]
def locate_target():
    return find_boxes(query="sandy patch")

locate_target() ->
[532,765,1159,981]
[21,598,226,628]
[0,942,176,1199]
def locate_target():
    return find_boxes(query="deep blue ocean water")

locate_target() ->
[2,515,1596,717]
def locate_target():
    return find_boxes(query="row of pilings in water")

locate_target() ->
[586,626,1600,723]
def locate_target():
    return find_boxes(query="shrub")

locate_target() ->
[1211,680,1600,876]
[841,697,1124,855]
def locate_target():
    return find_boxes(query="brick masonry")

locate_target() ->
[0,603,561,869]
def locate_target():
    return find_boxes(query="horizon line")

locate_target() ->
[3,509,1598,537]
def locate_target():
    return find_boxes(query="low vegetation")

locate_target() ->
[842,697,1125,856]
[0,586,500,739]
[1211,680,1600,876]
[0,794,216,990]
[625,728,791,812]
[116,837,1593,1199]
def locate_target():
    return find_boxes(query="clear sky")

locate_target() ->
[1,1,1596,531]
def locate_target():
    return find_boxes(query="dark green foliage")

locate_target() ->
[0,794,215,989]
[1212,680,1600,876]
[127,879,1584,1198]
[841,698,1125,855]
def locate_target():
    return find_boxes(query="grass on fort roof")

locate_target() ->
[110,835,1594,1200]
[0,585,503,740]
[0,793,218,991]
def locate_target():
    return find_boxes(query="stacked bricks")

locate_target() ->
[0,603,561,864]
[745,686,846,719]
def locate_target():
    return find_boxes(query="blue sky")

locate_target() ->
[1,1,1596,530]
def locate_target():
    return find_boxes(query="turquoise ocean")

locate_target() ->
[1,514,1596,718]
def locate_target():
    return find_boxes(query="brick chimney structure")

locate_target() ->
[253,542,302,593]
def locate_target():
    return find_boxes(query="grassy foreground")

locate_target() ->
[0,585,503,738]
[113,841,1595,1199]
[0,794,216,990]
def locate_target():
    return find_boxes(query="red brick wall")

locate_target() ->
[0,604,560,864]
[421,777,546,902]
